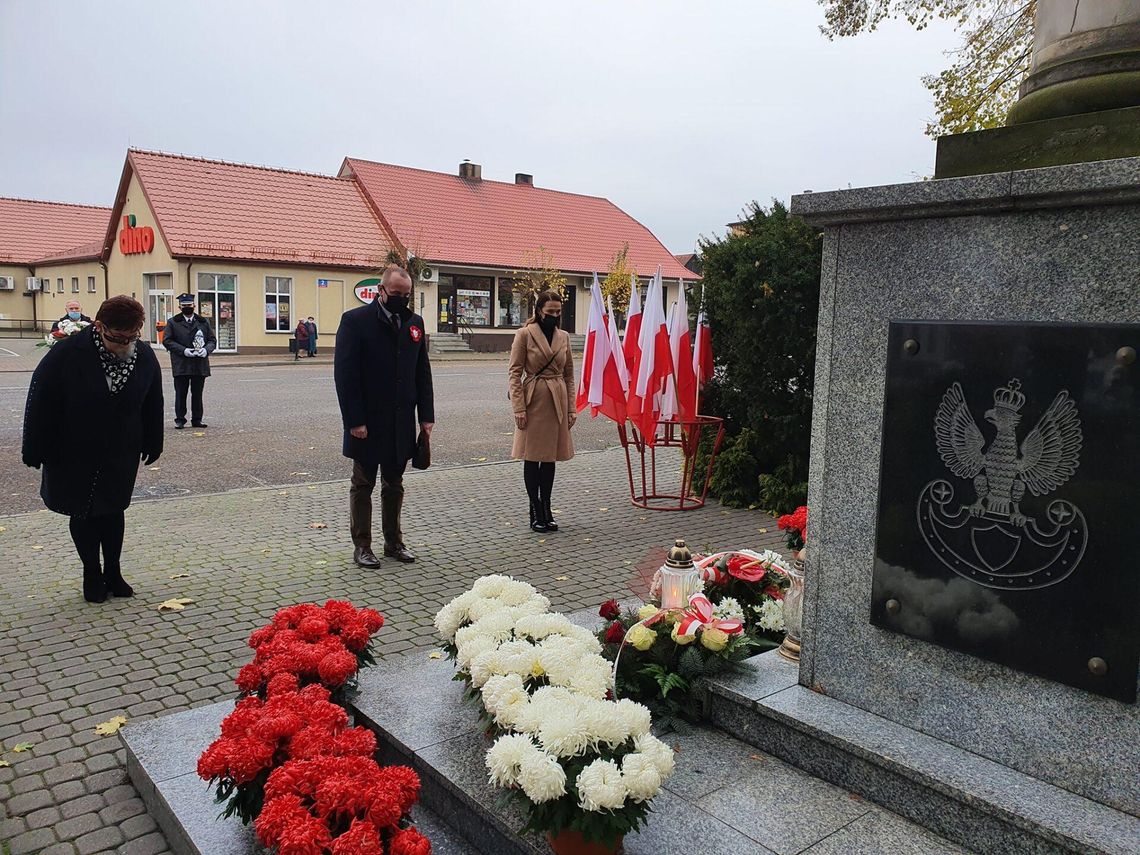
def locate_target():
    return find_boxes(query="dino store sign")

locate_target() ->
[118,214,155,255]
[868,320,1139,704]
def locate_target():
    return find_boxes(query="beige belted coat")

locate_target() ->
[508,323,575,462]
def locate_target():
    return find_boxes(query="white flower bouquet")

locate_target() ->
[38,318,90,347]
[435,575,674,850]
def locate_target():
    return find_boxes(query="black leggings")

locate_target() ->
[523,461,556,504]
[69,512,125,571]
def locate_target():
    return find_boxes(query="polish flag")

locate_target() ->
[622,276,642,375]
[669,280,697,424]
[606,295,629,394]
[576,274,627,424]
[692,284,714,414]
[627,268,674,444]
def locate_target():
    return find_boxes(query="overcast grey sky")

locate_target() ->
[0,0,959,253]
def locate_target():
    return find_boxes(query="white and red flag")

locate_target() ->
[627,267,673,443]
[622,275,642,375]
[576,273,627,424]
[605,295,629,394]
[692,283,714,414]
[668,280,697,424]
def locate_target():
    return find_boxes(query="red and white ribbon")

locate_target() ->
[676,592,744,637]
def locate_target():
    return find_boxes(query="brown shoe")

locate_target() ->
[383,544,416,563]
[353,546,382,568]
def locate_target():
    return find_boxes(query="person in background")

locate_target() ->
[334,265,434,567]
[294,318,310,360]
[508,289,575,532]
[163,293,216,429]
[305,316,318,357]
[50,300,92,333]
[22,296,163,603]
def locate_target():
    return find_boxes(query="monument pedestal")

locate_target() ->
[784,156,1140,851]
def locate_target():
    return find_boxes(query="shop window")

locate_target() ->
[199,272,238,350]
[264,276,292,332]
[57,278,64,293]
[455,275,493,327]
[71,277,79,293]
[87,276,96,293]
[497,278,530,327]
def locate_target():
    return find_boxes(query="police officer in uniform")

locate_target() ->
[334,265,434,566]
[163,293,216,429]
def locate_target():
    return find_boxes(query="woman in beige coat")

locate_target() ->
[508,289,576,532]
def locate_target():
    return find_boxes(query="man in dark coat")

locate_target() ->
[305,316,318,357]
[50,300,92,332]
[334,265,434,566]
[23,296,163,603]
[163,292,216,429]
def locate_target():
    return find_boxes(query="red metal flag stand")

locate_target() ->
[617,416,725,511]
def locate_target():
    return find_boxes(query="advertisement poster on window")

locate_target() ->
[265,303,277,322]
[200,301,214,318]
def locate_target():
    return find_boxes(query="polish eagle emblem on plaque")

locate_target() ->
[917,379,1087,590]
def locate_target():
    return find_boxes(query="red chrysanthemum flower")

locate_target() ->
[266,672,301,697]
[235,662,263,693]
[330,819,384,855]
[298,615,331,642]
[318,649,358,687]
[390,826,432,855]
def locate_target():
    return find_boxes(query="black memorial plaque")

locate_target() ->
[871,321,1139,703]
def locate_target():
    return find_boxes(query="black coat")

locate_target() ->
[162,313,216,377]
[334,300,434,469]
[22,327,164,518]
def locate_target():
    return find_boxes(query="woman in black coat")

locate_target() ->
[22,296,164,603]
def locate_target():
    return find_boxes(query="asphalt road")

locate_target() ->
[0,357,622,515]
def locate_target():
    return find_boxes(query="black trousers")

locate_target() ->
[173,375,206,424]
[349,458,408,549]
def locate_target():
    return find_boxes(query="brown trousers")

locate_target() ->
[349,459,408,549]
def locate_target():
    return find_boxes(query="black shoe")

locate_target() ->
[83,567,107,604]
[542,499,559,532]
[104,566,134,598]
[191,422,208,428]
[353,546,382,568]
[529,501,550,533]
[174,421,186,430]
[383,543,416,563]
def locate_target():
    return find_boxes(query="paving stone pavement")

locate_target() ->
[0,446,783,854]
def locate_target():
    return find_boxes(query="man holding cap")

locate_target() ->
[51,300,92,333]
[163,293,216,429]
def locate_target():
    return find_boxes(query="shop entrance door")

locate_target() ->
[437,276,456,333]
[317,279,345,339]
[145,273,175,344]
[561,284,577,334]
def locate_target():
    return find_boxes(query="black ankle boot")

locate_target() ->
[542,498,559,532]
[530,500,549,532]
[83,565,107,603]
[104,566,134,598]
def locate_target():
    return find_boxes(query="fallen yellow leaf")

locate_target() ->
[94,716,128,735]
[148,466,160,471]
[0,526,6,532]
[314,559,328,566]
[308,522,327,529]
[554,575,569,581]
[537,539,546,544]
[279,491,290,496]
[290,471,311,476]
[552,509,562,515]
[307,486,317,490]
[758,527,769,534]
[193,431,205,437]
[31,545,43,550]
[11,742,33,752]
[598,507,609,512]
[0,759,9,767]
[156,598,194,612]
[169,573,190,580]
[428,651,443,660]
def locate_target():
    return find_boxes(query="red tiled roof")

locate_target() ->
[674,253,695,266]
[0,198,111,265]
[342,159,699,280]
[35,239,104,265]
[112,150,394,267]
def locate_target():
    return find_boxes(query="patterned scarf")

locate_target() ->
[93,328,139,395]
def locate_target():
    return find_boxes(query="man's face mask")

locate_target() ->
[383,288,410,314]
[67,311,81,320]
[181,305,194,316]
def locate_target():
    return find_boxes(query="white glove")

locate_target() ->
[184,347,195,357]
[195,348,208,357]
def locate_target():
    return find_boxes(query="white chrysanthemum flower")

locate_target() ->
[470,648,504,688]
[517,749,568,803]
[578,698,630,749]
[620,752,663,802]
[614,699,651,739]
[713,596,745,622]
[576,759,628,811]
[514,612,580,641]
[537,706,594,758]
[513,686,576,733]
[486,733,536,787]
[566,624,604,652]
[467,596,513,622]
[493,686,532,729]
[634,733,675,779]
[472,575,512,598]
[481,673,525,714]
[499,579,544,606]
[757,599,785,632]
[563,658,612,700]
[456,634,501,669]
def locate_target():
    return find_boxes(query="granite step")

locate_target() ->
[121,700,476,855]
[351,651,974,855]
[701,651,1140,855]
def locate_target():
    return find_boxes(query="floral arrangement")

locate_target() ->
[435,576,674,849]
[38,317,90,347]
[198,601,431,854]
[697,549,792,637]
[597,595,762,728]
[236,601,385,699]
[777,505,808,552]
